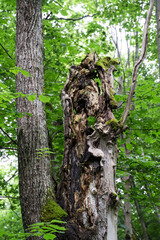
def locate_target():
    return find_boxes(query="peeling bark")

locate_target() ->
[57,53,121,239]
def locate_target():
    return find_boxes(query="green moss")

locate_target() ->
[110,192,117,198]
[41,188,67,222]
[109,88,118,108]
[87,116,96,126]
[96,56,119,72]
[106,119,123,130]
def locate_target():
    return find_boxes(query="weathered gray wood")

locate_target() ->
[58,53,120,239]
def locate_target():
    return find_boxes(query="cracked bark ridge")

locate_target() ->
[58,53,120,240]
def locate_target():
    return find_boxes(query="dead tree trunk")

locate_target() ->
[57,53,121,240]
[57,3,154,239]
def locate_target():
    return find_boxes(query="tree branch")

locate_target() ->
[0,127,17,145]
[53,0,62,7]
[0,195,20,200]
[48,14,96,21]
[121,0,155,125]
[51,130,62,141]
[0,43,13,60]
[6,170,18,183]
[0,147,17,150]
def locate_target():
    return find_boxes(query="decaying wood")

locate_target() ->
[57,53,121,240]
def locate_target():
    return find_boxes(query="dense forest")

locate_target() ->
[0,0,160,239]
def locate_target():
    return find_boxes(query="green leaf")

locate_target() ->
[10,67,21,75]
[43,233,56,240]
[19,69,32,77]
[26,112,32,117]
[29,222,44,227]
[126,143,133,151]
[51,225,66,231]
[50,220,66,224]
[27,94,37,102]
[39,95,50,103]
[119,146,125,152]
[10,67,32,77]
[61,10,68,16]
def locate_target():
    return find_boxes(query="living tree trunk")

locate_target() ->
[129,176,150,240]
[114,33,134,240]
[123,174,133,240]
[144,182,160,224]
[57,53,122,240]
[16,0,53,236]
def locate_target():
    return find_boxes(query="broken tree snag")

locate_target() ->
[58,53,120,240]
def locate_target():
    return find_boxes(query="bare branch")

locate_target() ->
[0,147,17,150]
[6,170,18,183]
[0,43,13,60]
[53,0,62,7]
[0,127,17,145]
[122,0,155,125]
[0,195,20,200]
[51,130,62,141]
[45,11,52,20]
[49,14,96,22]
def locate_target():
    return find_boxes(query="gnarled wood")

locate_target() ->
[58,53,120,240]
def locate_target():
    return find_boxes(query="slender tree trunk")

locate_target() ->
[57,53,120,240]
[144,182,160,224]
[123,173,133,240]
[16,0,53,236]
[115,37,133,239]
[129,176,150,240]
[156,0,160,78]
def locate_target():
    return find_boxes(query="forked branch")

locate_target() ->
[122,0,155,125]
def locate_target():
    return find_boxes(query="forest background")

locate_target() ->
[0,0,160,239]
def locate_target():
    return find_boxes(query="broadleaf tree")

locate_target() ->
[16,0,56,237]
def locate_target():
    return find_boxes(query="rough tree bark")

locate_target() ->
[16,0,53,237]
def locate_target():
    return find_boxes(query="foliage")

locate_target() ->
[0,207,25,240]
[0,0,160,239]
[27,220,66,240]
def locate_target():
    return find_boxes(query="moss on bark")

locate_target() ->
[106,119,123,130]
[109,88,118,108]
[96,56,119,72]
[41,188,67,222]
